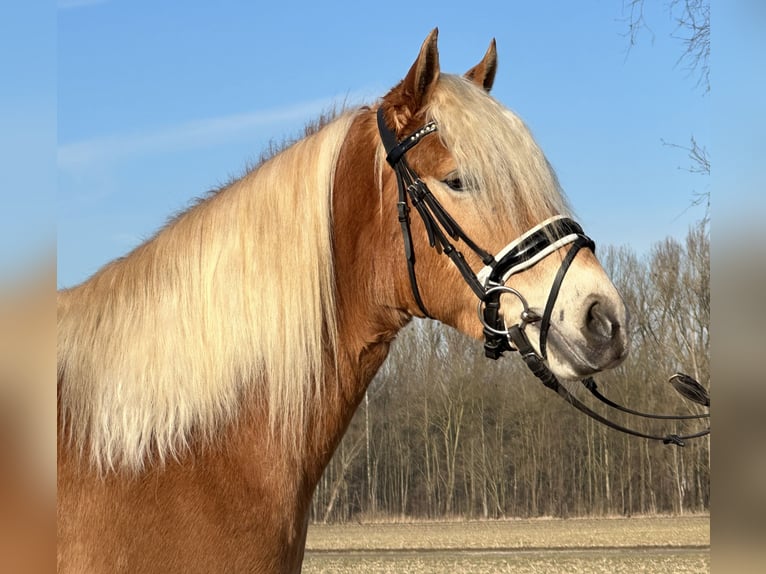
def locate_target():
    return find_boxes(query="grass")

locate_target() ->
[303,515,709,573]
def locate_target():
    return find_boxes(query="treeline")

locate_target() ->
[310,223,710,523]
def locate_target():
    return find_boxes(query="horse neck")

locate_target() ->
[173,111,407,496]
[300,111,412,481]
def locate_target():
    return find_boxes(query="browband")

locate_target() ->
[377,110,439,166]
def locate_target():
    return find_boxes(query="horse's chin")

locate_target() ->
[545,359,597,383]
[536,329,628,382]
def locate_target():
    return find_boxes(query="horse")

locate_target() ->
[57,29,628,573]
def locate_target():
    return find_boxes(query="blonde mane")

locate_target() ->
[58,111,358,472]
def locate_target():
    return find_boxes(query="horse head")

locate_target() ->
[374,29,629,381]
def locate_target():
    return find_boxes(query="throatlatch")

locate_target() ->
[377,107,710,447]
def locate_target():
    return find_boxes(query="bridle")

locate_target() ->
[377,108,710,446]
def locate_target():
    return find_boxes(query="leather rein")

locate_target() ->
[377,108,710,446]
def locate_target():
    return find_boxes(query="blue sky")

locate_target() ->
[5,1,732,288]
[54,1,712,288]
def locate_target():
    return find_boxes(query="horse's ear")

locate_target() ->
[465,39,497,93]
[383,28,441,131]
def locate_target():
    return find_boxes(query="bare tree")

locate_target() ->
[622,0,710,220]
[662,136,710,222]
[313,226,709,522]
[623,0,709,93]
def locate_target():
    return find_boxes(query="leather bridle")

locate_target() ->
[377,108,710,446]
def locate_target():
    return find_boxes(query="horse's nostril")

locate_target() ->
[586,301,619,342]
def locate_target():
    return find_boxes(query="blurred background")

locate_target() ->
[1,0,56,572]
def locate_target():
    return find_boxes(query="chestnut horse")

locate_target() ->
[58,30,628,572]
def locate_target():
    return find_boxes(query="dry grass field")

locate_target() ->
[303,515,709,573]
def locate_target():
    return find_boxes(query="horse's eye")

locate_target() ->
[443,177,464,192]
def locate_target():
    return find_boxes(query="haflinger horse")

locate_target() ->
[58,29,628,573]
